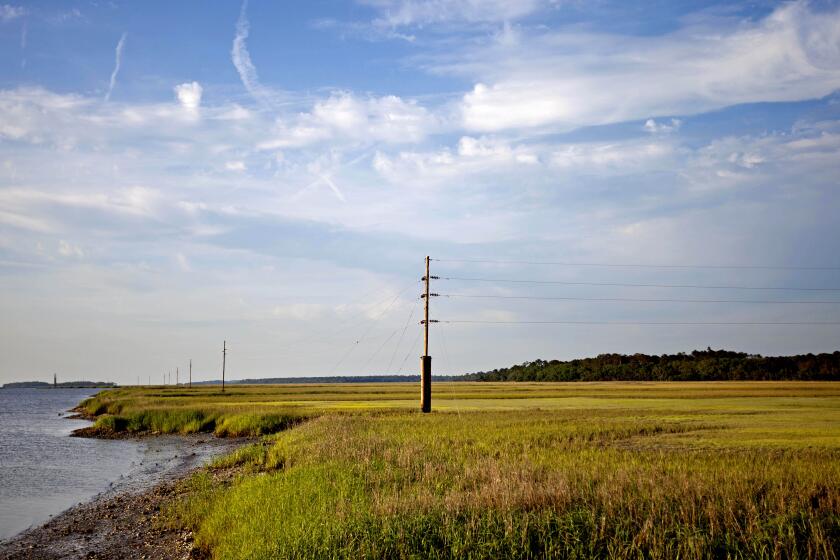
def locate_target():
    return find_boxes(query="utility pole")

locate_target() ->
[189,359,192,388]
[53,373,57,388]
[420,256,438,413]
[222,340,227,392]
[176,367,179,386]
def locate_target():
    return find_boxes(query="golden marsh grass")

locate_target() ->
[82,382,840,558]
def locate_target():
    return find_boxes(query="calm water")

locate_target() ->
[0,388,144,539]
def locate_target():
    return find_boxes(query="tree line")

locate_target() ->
[461,348,840,382]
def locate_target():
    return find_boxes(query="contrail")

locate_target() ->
[293,150,375,202]
[319,174,347,202]
[105,32,127,102]
[232,1,263,101]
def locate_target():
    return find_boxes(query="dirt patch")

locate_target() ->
[69,425,124,439]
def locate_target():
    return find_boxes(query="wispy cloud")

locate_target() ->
[451,2,840,132]
[362,0,545,26]
[232,1,265,102]
[104,32,127,102]
[0,4,25,22]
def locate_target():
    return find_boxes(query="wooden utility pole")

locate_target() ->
[53,373,57,388]
[176,367,179,386]
[420,256,432,413]
[189,359,192,388]
[222,340,227,392]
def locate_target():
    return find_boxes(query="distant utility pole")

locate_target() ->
[148,375,151,386]
[222,340,227,393]
[189,359,192,389]
[176,367,179,386]
[420,256,438,413]
[53,373,57,388]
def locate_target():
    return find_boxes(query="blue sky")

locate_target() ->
[1,0,840,383]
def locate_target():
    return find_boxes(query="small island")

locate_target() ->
[2,381,118,389]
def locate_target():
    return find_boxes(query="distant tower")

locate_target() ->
[53,373,57,388]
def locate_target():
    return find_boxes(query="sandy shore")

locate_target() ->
[0,435,247,560]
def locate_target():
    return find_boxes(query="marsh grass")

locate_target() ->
[86,382,828,559]
[163,411,839,559]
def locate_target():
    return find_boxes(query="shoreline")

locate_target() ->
[0,433,248,560]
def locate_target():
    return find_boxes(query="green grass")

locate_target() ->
[82,382,840,558]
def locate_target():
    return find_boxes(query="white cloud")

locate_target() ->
[271,303,329,321]
[550,141,674,170]
[0,88,92,143]
[372,136,541,189]
[0,4,24,22]
[174,81,203,111]
[58,240,84,258]
[258,92,434,149]
[313,93,433,142]
[175,252,191,271]
[225,160,246,172]
[217,104,251,120]
[644,118,682,134]
[0,209,53,232]
[363,0,545,26]
[104,33,127,102]
[456,3,840,132]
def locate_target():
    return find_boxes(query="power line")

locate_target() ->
[432,258,840,271]
[440,276,840,292]
[440,320,840,326]
[440,294,840,305]
[273,279,420,352]
[397,329,422,375]
[386,299,419,373]
[329,285,417,374]
[360,328,399,373]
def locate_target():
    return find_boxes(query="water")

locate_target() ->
[0,388,144,539]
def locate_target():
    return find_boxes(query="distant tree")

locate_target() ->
[461,349,840,382]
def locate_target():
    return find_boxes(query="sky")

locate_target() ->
[1,0,840,384]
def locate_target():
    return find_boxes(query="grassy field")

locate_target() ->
[80,382,840,558]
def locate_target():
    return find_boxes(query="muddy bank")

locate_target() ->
[0,435,247,560]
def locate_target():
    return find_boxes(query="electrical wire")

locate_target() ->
[439,320,840,326]
[329,285,417,374]
[386,299,420,373]
[440,276,840,292]
[432,258,840,271]
[398,329,423,375]
[271,279,420,353]
[359,329,399,373]
[440,294,840,305]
